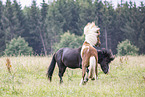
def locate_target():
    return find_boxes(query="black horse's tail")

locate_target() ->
[47,53,56,82]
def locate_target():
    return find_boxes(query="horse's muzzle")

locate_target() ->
[106,69,109,74]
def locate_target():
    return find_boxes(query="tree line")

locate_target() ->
[0,0,145,56]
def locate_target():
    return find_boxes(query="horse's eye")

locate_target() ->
[108,60,111,63]
[97,31,100,35]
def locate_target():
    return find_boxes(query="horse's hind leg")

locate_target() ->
[89,56,96,80]
[80,64,86,85]
[95,62,98,80]
[84,68,89,82]
[58,65,66,84]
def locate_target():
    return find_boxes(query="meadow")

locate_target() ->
[0,56,145,97]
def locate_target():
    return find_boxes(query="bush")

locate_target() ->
[117,39,139,56]
[52,32,84,52]
[5,36,33,56]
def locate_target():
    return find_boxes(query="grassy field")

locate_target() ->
[0,56,145,97]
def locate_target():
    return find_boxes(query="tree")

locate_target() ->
[120,2,145,54]
[138,2,145,54]
[57,0,81,35]
[45,1,64,54]
[26,0,42,55]
[0,0,145,56]
[5,36,33,56]
[2,0,22,42]
[111,1,130,54]
[101,1,115,50]
[79,0,94,28]
[40,0,49,55]
[138,28,145,54]
[0,0,5,56]
[41,0,48,21]
[12,0,27,37]
[93,0,104,26]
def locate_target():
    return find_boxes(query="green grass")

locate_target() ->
[0,56,145,97]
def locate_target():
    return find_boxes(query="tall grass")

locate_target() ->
[0,56,145,97]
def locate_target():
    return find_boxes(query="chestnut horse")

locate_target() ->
[80,22,101,85]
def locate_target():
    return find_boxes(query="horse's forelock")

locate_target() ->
[84,22,100,35]
[101,49,112,58]
[102,49,115,61]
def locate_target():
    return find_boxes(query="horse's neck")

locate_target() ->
[78,46,82,51]
[85,33,98,46]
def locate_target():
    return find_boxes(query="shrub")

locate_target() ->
[52,31,84,52]
[5,36,33,56]
[117,39,139,56]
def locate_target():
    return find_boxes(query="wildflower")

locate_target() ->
[120,57,123,63]
[6,58,12,73]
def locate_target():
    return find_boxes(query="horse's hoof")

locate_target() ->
[84,78,89,82]
[60,80,63,84]
[84,81,87,85]
[79,81,86,86]
[48,76,52,82]
[91,77,95,80]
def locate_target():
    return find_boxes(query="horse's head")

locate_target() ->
[98,49,115,74]
[84,22,101,46]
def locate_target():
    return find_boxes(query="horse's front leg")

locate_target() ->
[80,64,86,85]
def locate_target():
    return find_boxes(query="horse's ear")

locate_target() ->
[109,49,112,53]
[92,22,95,26]
[86,22,91,27]
[102,48,107,54]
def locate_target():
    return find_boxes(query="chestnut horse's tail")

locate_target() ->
[47,53,56,82]
[88,56,96,79]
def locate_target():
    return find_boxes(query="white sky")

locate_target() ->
[1,0,145,8]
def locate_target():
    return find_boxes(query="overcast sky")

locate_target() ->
[1,0,145,8]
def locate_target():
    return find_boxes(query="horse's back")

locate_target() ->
[62,47,82,68]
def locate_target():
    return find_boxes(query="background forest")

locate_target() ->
[0,0,145,56]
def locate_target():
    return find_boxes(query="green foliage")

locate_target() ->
[138,29,145,53]
[117,39,139,56]
[0,0,145,55]
[5,37,33,56]
[0,0,5,56]
[2,0,23,42]
[0,29,5,56]
[41,0,48,21]
[52,32,84,52]
[25,0,42,54]
[12,0,27,35]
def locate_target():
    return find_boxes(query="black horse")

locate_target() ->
[47,47,115,83]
